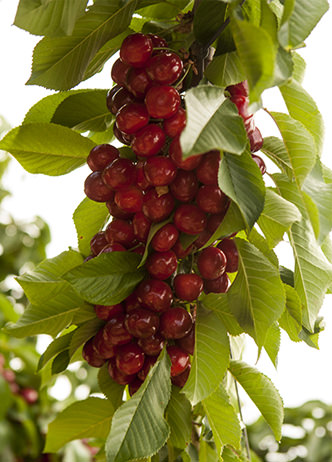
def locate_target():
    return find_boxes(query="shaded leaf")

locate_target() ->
[205,51,245,88]
[98,364,124,410]
[166,387,192,450]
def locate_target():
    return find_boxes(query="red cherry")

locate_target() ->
[163,107,186,137]
[144,156,177,186]
[130,243,146,255]
[113,124,134,146]
[108,358,135,385]
[125,291,141,313]
[138,333,165,356]
[137,278,173,312]
[20,388,39,404]
[166,345,190,377]
[82,338,105,367]
[116,102,149,135]
[176,327,195,355]
[160,307,193,339]
[196,185,229,214]
[102,158,136,191]
[106,197,133,220]
[169,137,202,170]
[131,124,166,157]
[147,34,168,49]
[197,246,227,280]
[173,274,203,302]
[207,213,226,234]
[84,171,114,202]
[133,212,151,242]
[114,186,144,213]
[230,94,250,119]
[226,81,249,98]
[169,169,198,202]
[125,308,160,338]
[111,58,131,85]
[217,238,239,272]
[171,363,191,387]
[173,239,195,259]
[87,144,119,171]
[151,223,179,252]
[136,161,151,191]
[90,231,108,256]
[128,377,143,395]
[174,204,207,235]
[146,250,178,280]
[248,126,263,152]
[93,328,118,359]
[116,343,145,375]
[94,303,124,321]
[120,33,153,68]
[109,87,135,115]
[106,85,122,111]
[142,188,175,222]
[203,273,230,294]
[194,229,213,249]
[99,243,127,254]
[105,219,135,247]
[251,154,266,174]
[196,150,220,185]
[146,52,183,85]
[145,85,180,119]
[137,355,157,381]
[126,67,151,99]
[103,313,133,346]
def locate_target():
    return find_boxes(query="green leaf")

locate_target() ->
[279,0,329,49]
[257,188,301,248]
[279,284,302,342]
[105,349,171,462]
[52,349,70,374]
[0,377,13,419]
[229,360,284,441]
[98,364,124,410]
[44,397,115,452]
[201,293,243,336]
[166,387,192,450]
[63,252,146,305]
[193,0,227,45]
[247,227,279,268]
[38,330,75,371]
[261,136,292,177]
[272,47,293,87]
[203,384,241,454]
[218,151,265,229]
[227,238,285,348]
[138,0,191,19]
[73,197,109,257]
[180,85,247,159]
[291,52,306,83]
[263,322,280,368]
[69,317,104,357]
[205,52,245,88]
[138,216,173,268]
[182,305,230,404]
[14,0,88,37]
[0,123,95,176]
[199,440,219,462]
[27,0,138,90]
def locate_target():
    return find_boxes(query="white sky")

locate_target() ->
[0,0,331,420]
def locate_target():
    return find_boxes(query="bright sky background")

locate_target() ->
[0,0,331,422]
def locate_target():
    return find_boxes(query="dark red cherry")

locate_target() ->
[126,67,151,99]
[251,154,266,174]
[130,243,145,255]
[226,81,249,98]
[106,85,122,108]
[194,228,213,249]
[106,197,133,220]
[173,239,195,259]
[176,327,195,355]
[147,34,168,49]
[20,388,38,404]
[99,243,127,254]
[103,313,133,346]
[145,85,180,119]
[109,87,135,115]
[84,171,114,202]
[163,107,186,137]
[125,291,141,313]
[197,246,227,280]
[108,358,135,385]
[173,274,203,302]
[113,124,134,146]
[87,144,119,171]
[169,169,198,202]
[90,231,108,256]
[116,343,145,375]
[146,250,178,280]
[207,213,226,234]
[94,303,124,321]
[93,328,117,359]
[138,333,165,356]
[116,103,149,135]
[125,308,159,338]
[137,278,173,312]
[102,158,136,191]
[82,338,105,367]
[196,150,220,185]
[114,186,144,213]
[169,137,202,170]
[133,212,151,242]
[166,345,190,377]
[248,126,263,152]
[160,307,193,339]
[142,188,174,222]
[146,52,183,85]
[128,377,143,395]
[120,33,153,68]
[171,363,191,387]
[174,204,207,235]
[231,94,250,119]
[137,355,157,381]
[203,273,230,294]
[105,219,135,247]
[131,124,166,158]
[217,238,239,273]
[196,185,229,214]
[144,156,177,186]
[111,58,131,85]
[151,223,179,252]
[136,161,151,191]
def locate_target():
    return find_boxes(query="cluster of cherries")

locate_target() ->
[82,33,265,394]
[0,353,38,404]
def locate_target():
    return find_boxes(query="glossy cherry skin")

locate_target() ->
[116,343,145,375]
[146,250,178,280]
[217,238,239,273]
[138,333,165,356]
[136,161,151,191]
[133,212,151,242]
[176,326,195,355]
[174,204,207,235]
[87,144,119,171]
[146,52,183,85]
[114,186,144,213]
[92,328,118,359]
[105,219,135,247]
[147,33,168,48]
[126,67,151,99]
[90,231,108,255]
[142,188,175,222]
[173,274,203,302]
[169,169,198,202]
[94,303,124,321]
[125,291,141,313]
[196,150,220,185]
[207,213,226,234]
[171,363,191,387]
[131,243,146,255]
[173,239,195,259]
[160,307,193,339]
[106,198,133,220]
[145,85,180,119]
[111,58,131,85]
[151,223,179,252]
[131,124,166,158]
[144,156,177,186]
[251,154,266,174]
[108,358,135,385]
[196,185,229,214]
[102,158,136,191]
[194,229,213,249]
[197,246,227,280]
[103,313,133,346]
[125,308,160,338]
[84,171,114,202]
[137,278,173,312]
[226,80,249,97]
[109,87,135,115]
[106,85,121,109]
[203,273,230,294]
[120,33,153,68]
[166,345,190,377]
[82,338,105,367]
[116,102,149,135]
[169,137,202,170]
[128,377,143,396]
[248,126,263,152]
[230,94,250,119]
[137,355,157,381]
[113,124,134,146]
[99,243,127,254]
[163,107,186,137]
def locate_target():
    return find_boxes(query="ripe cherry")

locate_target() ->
[160,307,193,339]
[138,333,165,356]
[146,52,183,85]
[197,246,227,280]
[82,338,105,367]
[109,87,135,115]
[217,238,239,273]
[174,204,207,235]
[166,345,190,377]
[108,358,135,385]
[106,85,121,109]
[99,243,127,253]
[114,186,144,213]
[163,107,186,137]
[93,329,117,359]
[226,81,249,97]
[94,303,124,321]
[144,156,177,186]
[147,34,168,49]
[171,363,191,387]
[103,313,133,346]
[113,124,134,146]
[248,126,263,152]
[203,273,230,294]
[116,343,145,375]
[105,219,135,247]
[151,223,179,252]
[133,212,151,242]
[128,377,143,395]
[20,388,39,404]
[207,213,225,234]
[169,137,202,170]
[169,169,198,202]
[131,124,166,158]
[102,158,136,191]
[146,250,177,280]
[111,58,131,86]
[196,185,229,214]
[126,67,151,99]
[87,144,119,171]
[176,326,195,355]
[106,197,133,220]
[251,154,266,174]
[84,171,114,202]
[125,291,141,313]
[173,274,203,302]
[145,85,180,119]
[194,229,213,249]
[116,102,149,135]
[125,308,159,338]
[173,239,195,259]
[120,33,153,68]
[196,150,220,185]
[137,355,157,381]
[137,278,173,312]
[230,94,250,119]
[136,161,151,191]
[90,231,108,255]
[142,188,174,222]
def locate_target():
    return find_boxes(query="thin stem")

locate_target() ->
[175,63,192,89]
[192,0,202,14]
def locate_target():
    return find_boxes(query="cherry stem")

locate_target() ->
[175,63,192,89]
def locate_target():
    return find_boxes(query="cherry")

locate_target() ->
[111,58,131,86]
[90,231,108,255]
[169,137,202,170]
[113,124,134,146]
[106,197,133,220]
[108,358,135,385]
[226,81,249,98]
[197,246,227,280]
[173,274,203,302]
[194,229,213,249]
[145,85,180,119]
[146,250,177,280]
[196,185,229,214]
[131,243,145,255]
[137,355,157,381]
[128,377,143,395]
[251,154,266,174]
[87,144,119,171]
[146,52,183,85]
[2,368,15,383]
[207,213,226,234]
[100,243,127,253]
[176,326,195,355]
[102,158,136,191]
[147,34,168,49]
[94,303,124,321]
[116,343,145,375]
[173,239,195,259]
[93,328,117,359]
[144,156,177,186]
[126,67,151,99]
[166,345,190,377]
[137,278,173,312]
[138,333,165,356]
[84,171,114,202]
[217,238,239,273]
[133,212,151,242]
[20,388,39,404]
[196,150,220,185]
[230,94,250,119]
[120,33,153,68]
[105,219,135,247]
[116,102,149,135]
[151,223,179,252]
[203,273,230,294]
[248,126,263,152]
[131,124,166,157]
[160,307,193,339]
[114,185,144,213]
[142,188,175,222]
[103,313,133,346]
[125,291,141,313]
[174,204,207,235]
[163,107,186,137]
[109,87,135,115]
[171,363,191,387]
[125,308,160,338]
[106,84,122,106]
[169,169,198,202]
[82,338,105,367]
[136,161,151,191]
